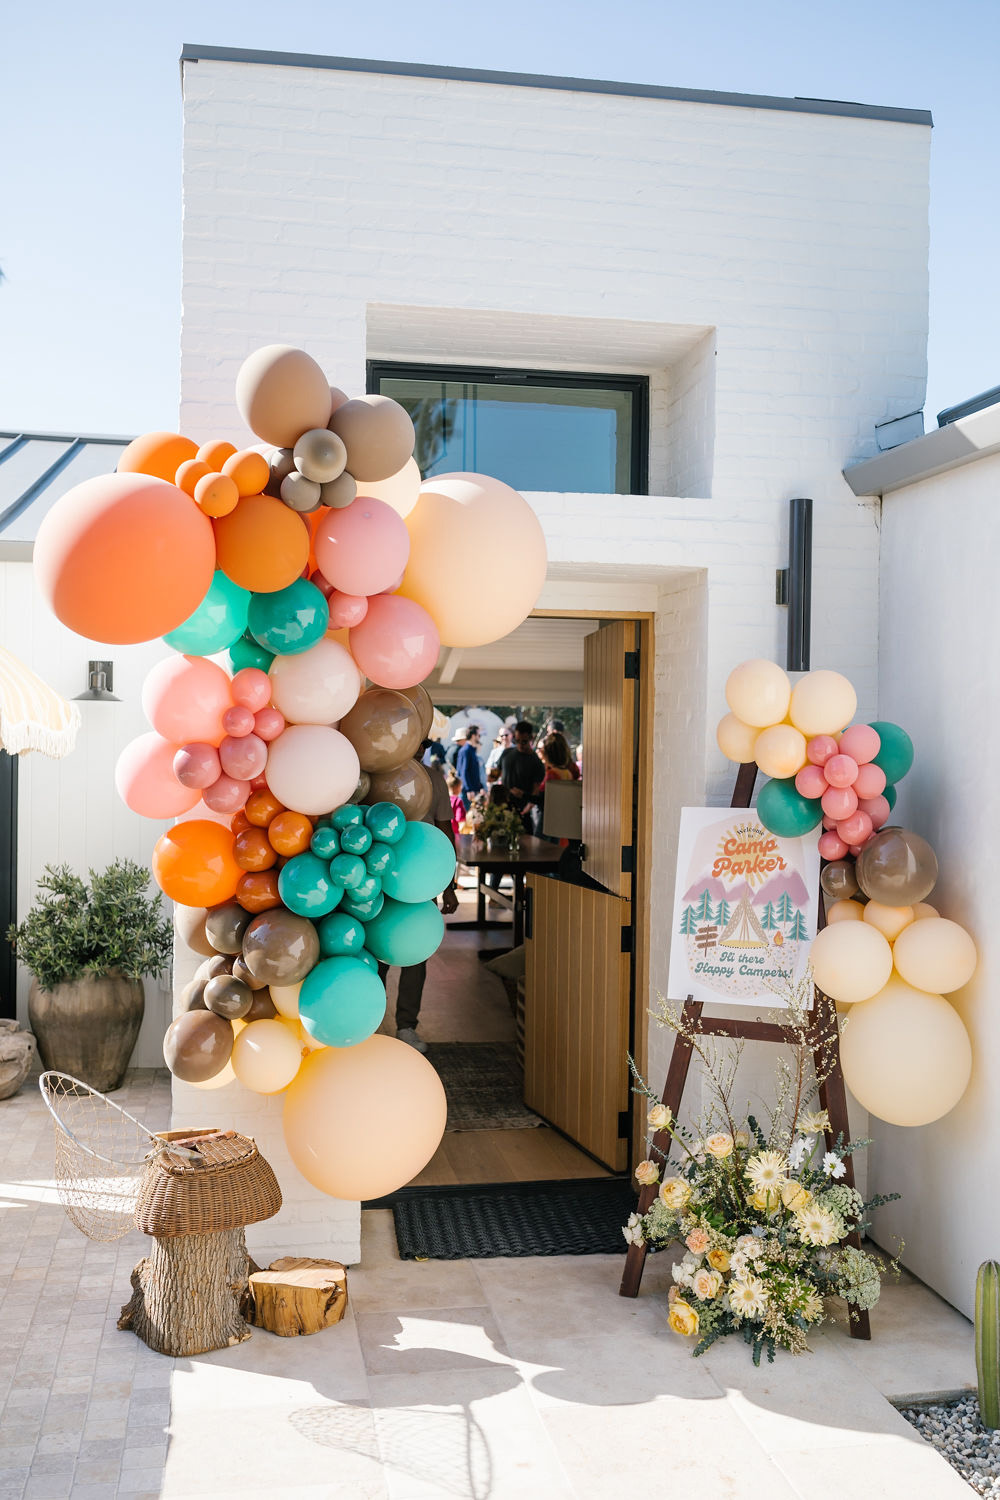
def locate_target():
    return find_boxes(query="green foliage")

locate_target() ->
[8,861,173,990]
[478,801,525,846]
[976,1260,1000,1429]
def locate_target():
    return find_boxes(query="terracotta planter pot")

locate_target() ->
[28,973,144,1093]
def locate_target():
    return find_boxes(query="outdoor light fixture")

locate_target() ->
[74,660,120,702]
[775,497,812,673]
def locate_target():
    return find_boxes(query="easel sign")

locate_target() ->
[667,807,820,1010]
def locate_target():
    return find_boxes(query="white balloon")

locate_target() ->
[264,724,360,815]
[269,637,362,725]
[357,458,422,519]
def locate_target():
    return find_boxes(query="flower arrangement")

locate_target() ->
[624,974,899,1363]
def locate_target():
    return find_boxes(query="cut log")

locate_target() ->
[246,1256,348,1337]
[118,1227,252,1356]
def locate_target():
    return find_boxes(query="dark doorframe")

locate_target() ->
[0,751,17,1019]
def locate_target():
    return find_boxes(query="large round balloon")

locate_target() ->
[868,722,915,785]
[248,579,329,655]
[399,474,546,648]
[236,345,333,449]
[298,956,387,1048]
[716,713,761,764]
[396,681,434,740]
[142,654,232,746]
[34,472,215,644]
[788,670,857,738]
[809,920,893,1005]
[840,977,972,1126]
[349,595,440,690]
[357,458,422,519]
[115,733,200,819]
[755,777,823,838]
[313,496,410,597]
[381,821,455,904]
[338,688,423,773]
[724,660,791,729]
[365,759,433,822]
[328,396,415,483]
[241,908,320,986]
[753,725,807,780]
[118,430,198,482]
[282,1036,447,1199]
[363,896,444,966]
[163,1010,234,1083]
[856,827,938,907]
[892,917,977,994]
[164,571,250,656]
[268,637,361,726]
[231,1018,303,1094]
[152,821,242,906]
[264,725,360,815]
[214,494,310,594]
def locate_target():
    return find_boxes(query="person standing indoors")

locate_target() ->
[456,723,485,802]
[498,720,545,834]
[486,725,512,773]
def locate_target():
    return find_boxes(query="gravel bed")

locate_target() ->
[898,1394,1000,1496]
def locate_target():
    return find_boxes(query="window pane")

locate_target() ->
[378,376,636,493]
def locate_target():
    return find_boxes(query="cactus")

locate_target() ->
[975,1260,1000,1429]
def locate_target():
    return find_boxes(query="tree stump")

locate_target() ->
[246,1257,348,1337]
[118,1227,253,1356]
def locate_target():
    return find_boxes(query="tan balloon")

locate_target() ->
[892,917,978,994]
[162,1011,234,1082]
[397,681,434,740]
[366,758,433,821]
[282,1034,447,1198]
[174,904,216,957]
[911,902,940,921]
[724,660,791,728]
[753,724,807,779]
[357,458,422,519]
[862,901,914,943]
[716,712,760,764]
[826,899,864,923]
[810,920,893,1004]
[399,473,547,648]
[840,976,972,1126]
[338,688,423,773]
[235,345,333,449]
[231,1018,303,1094]
[329,396,415,483]
[788,670,857,738]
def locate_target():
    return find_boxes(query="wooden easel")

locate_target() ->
[618,761,871,1340]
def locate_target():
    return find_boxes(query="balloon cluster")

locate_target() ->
[32,342,549,1201]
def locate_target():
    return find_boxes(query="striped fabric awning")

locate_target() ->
[0,644,81,758]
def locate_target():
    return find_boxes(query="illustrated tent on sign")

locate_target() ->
[718,892,767,948]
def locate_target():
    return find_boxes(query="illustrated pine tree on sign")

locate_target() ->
[693,890,714,922]
[695,925,718,954]
[760,902,777,931]
[776,892,795,924]
[788,910,809,941]
[715,899,732,929]
[679,907,698,936]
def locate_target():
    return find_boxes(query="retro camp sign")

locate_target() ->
[667,808,820,1008]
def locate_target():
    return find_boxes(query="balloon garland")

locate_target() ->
[33,343,548,1198]
[717,659,974,1128]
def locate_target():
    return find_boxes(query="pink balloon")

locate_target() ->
[230,668,272,713]
[249,773,269,791]
[795,764,828,799]
[314,497,410,596]
[821,785,858,821]
[219,732,268,781]
[837,809,873,846]
[379,572,405,595]
[837,724,880,765]
[202,774,250,813]
[141,655,231,745]
[327,590,369,629]
[849,844,864,857]
[806,735,839,766]
[853,762,887,799]
[823,753,859,789]
[253,707,285,742]
[115,733,200,819]
[349,594,440,690]
[222,704,256,738]
[173,741,222,790]
[818,831,849,861]
[310,569,335,599]
[822,815,838,831]
[858,794,890,829]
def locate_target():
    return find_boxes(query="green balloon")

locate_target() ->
[317,910,367,957]
[248,579,328,656]
[330,852,367,890]
[299,957,386,1047]
[884,783,897,811]
[756,777,824,838]
[340,823,373,855]
[229,633,274,673]
[381,820,456,904]
[357,948,378,972]
[277,853,343,918]
[364,802,406,844]
[165,570,250,655]
[351,873,381,903]
[868,722,914,786]
[363,896,444,967]
[310,826,341,859]
[341,890,385,921]
[364,843,396,879]
[331,804,364,831]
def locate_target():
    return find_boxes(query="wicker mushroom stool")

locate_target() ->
[118,1128,281,1357]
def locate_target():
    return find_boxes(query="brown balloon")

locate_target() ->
[328,395,414,483]
[244,987,278,1022]
[195,953,235,982]
[348,771,371,805]
[820,860,859,901]
[265,447,296,497]
[232,954,268,990]
[175,904,216,958]
[205,901,253,955]
[365,758,433,821]
[181,976,209,1011]
[236,870,282,913]
[319,472,356,509]
[163,1011,233,1083]
[234,827,278,872]
[856,826,938,908]
[204,974,254,1020]
[397,681,434,740]
[338,688,423,773]
[242,909,320,986]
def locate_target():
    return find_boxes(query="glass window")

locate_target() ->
[369,363,648,494]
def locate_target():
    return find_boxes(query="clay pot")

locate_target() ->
[0,1019,36,1100]
[28,973,144,1093]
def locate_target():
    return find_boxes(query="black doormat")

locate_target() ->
[425,1041,541,1132]
[366,1176,637,1259]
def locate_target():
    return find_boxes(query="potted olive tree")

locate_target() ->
[8,860,172,1092]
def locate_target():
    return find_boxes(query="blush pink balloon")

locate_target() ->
[314,497,410,596]
[202,774,251,813]
[349,594,440,690]
[858,794,890,829]
[853,762,887,799]
[222,705,256,738]
[823,753,859,789]
[837,809,873,846]
[309,569,335,599]
[173,741,223,790]
[821,785,858,821]
[327,590,369,630]
[818,831,849,861]
[219,732,268,781]
[806,735,839,766]
[822,815,838,831]
[253,707,285,742]
[379,572,405,595]
[249,773,269,791]
[795,764,828,799]
[836,724,881,765]
[115,733,201,819]
[230,667,272,713]
[141,655,231,745]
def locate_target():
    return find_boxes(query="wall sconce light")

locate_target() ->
[74,660,120,702]
[775,497,812,672]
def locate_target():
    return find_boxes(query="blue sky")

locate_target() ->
[1,0,996,437]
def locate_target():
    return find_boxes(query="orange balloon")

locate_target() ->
[246,789,285,828]
[222,449,270,498]
[194,471,240,518]
[198,439,238,471]
[152,821,241,907]
[175,458,213,496]
[267,811,313,856]
[213,494,310,594]
[230,810,253,836]
[33,472,216,645]
[236,870,282,913]
[234,827,278,871]
[119,431,198,483]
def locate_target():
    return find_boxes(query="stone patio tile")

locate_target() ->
[350,1213,487,1313]
[513,1325,721,1409]
[160,1406,387,1497]
[0,1473,28,1499]
[356,1305,512,1379]
[475,1251,670,1345]
[773,1437,975,1498]
[74,1457,123,1483]
[823,1279,976,1400]
[0,1447,34,1470]
[169,1315,369,1412]
[119,1444,166,1471]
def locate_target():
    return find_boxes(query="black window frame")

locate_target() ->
[367,360,649,496]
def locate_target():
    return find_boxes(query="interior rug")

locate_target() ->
[425,1042,541,1132]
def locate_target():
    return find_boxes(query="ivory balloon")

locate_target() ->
[826,899,864,923]
[716,712,761,764]
[264,725,360,815]
[282,1035,447,1199]
[236,345,333,449]
[809,920,893,1004]
[231,1018,303,1094]
[357,458,422,519]
[892,918,978,994]
[862,902,914,942]
[788,670,857,738]
[724,660,791,729]
[190,1059,237,1090]
[268,638,362,725]
[753,724,807,779]
[175,904,216,958]
[269,981,302,1020]
[840,977,972,1126]
[912,902,939,921]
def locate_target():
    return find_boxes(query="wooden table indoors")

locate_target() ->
[451,834,563,951]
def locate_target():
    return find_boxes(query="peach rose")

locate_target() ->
[691,1268,724,1301]
[635,1159,660,1187]
[658,1177,692,1211]
[647,1103,673,1132]
[685,1228,710,1254]
[705,1132,734,1159]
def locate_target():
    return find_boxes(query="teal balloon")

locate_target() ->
[381,821,456,904]
[364,802,406,845]
[340,823,373,855]
[884,783,897,811]
[165,570,250,655]
[330,852,367,891]
[868,722,914,785]
[317,911,367,957]
[248,579,328,656]
[364,843,396,880]
[310,826,341,859]
[229,633,274,673]
[756,777,824,838]
[332,804,365,831]
[341,890,385,921]
[356,948,378,973]
[278,853,343,918]
[364,896,444,967]
[351,873,381,903]
[299,957,386,1048]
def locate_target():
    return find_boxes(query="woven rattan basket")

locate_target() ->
[134,1129,282,1238]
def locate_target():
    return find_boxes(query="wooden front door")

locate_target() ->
[581,619,637,899]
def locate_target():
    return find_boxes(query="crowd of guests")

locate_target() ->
[428,716,581,839]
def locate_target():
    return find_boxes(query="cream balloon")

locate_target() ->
[840,976,972,1126]
[862,901,915,943]
[716,712,760,764]
[753,724,807,779]
[724,660,791,728]
[826,899,864,923]
[269,981,302,1020]
[282,1034,447,1199]
[399,473,546,648]
[190,1060,237,1090]
[296,1020,328,1053]
[231,1018,303,1094]
[357,458,422,519]
[268,637,362,725]
[810,920,893,1004]
[892,917,978,994]
[911,902,940,921]
[788,670,858,738]
[264,725,360,815]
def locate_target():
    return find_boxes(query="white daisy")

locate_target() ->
[788,1137,809,1170]
[728,1278,768,1319]
[745,1150,788,1192]
[822,1152,846,1179]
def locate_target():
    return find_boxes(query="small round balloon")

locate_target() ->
[264,725,361,816]
[231,1018,303,1094]
[268,637,362,725]
[381,821,456,904]
[868,722,915,785]
[788,670,857,738]
[892,917,978,994]
[241,908,320,986]
[278,852,344,918]
[755,778,824,838]
[338,688,424,773]
[152,821,242,907]
[163,1011,233,1083]
[809,920,893,1005]
[855,827,938,907]
[248,579,329,656]
[115,733,201,820]
[365,761,433,822]
[724,660,791,729]
[753,725,807,780]
[363,896,444,966]
[164,570,250,656]
[820,861,858,901]
[317,911,367,957]
[205,901,253,954]
[298,957,387,1048]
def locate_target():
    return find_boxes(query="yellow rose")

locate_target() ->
[707,1247,731,1272]
[634,1159,660,1187]
[705,1132,734,1159]
[780,1180,811,1211]
[750,1187,782,1213]
[668,1300,699,1337]
[647,1103,673,1132]
[658,1177,692,1211]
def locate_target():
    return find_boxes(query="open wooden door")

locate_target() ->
[581,619,637,899]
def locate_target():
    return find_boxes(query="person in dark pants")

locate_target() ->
[498,720,545,835]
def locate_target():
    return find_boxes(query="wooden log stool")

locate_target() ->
[246,1257,348,1337]
[118,1128,281,1357]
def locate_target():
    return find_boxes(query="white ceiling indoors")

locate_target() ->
[426,615,599,707]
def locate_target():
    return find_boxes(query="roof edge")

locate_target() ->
[179,45,933,126]
[844,403,1000,497]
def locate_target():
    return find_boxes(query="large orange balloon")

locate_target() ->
[118,431,198,482]
[213,494,310,593]
[152,820,241,907]
[33,472,216,644]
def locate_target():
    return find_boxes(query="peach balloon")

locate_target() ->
[862,901,914,943]
[118,430,198,482]
[190,1059,237,1090]
[788,670,858,738]
[282,1035,447,1199]
[349,595,440,690]
[716,712,760,764]
[198,439,238,471]
[115,732,200,819]
[269,981,302,1020]
[194,471,240,518]
[231,1018,303,1094]
[724,659,791,728]
[809,919,893,1005]
[152,820,242,906]
[213,494,310,594]
[357,458,422,519]
[753,724,807,779]
[826,899,864,923]
[314,496,410,597]
[399,473,546,648]
[33,472,216,645]
[264,725,360,815]
[840,977,972,1126]
[222,448,270,497]
[235,345,333,449]
[142,655,232,746]
[911,902,940,921]
[268,637,362,725]
[892,917,978,994]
